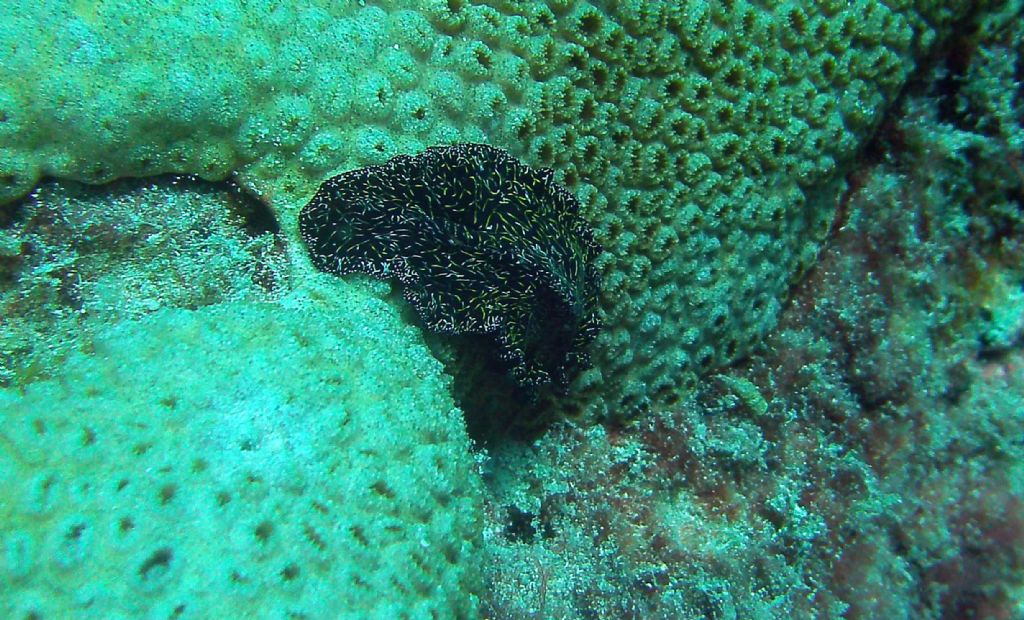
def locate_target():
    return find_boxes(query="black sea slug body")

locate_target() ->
[299,143,602,393]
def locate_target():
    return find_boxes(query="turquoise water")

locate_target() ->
[1,2,1022,618]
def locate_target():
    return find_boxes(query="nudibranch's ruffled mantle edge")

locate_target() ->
[299,143,602,393]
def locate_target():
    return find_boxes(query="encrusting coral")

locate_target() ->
[0,1,1020,616]
[299,143,602,394]
[480,6,1024,614]
[0,0,987,419]
[0,291,485,618]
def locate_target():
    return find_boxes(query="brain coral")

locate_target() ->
[0,0,982,418]
[0,292,483,618]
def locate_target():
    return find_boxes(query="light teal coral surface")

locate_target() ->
[2,292,484,618]
[1,0,1022,618]
[0,0,985,418]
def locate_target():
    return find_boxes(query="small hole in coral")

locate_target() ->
[538,142,554,163]
[474,48,493,70]
[303,524,327,552]
[788,9,806,34]
[255,521,274,544]
[710,39,730,60]
[742,10,756,32]
[503,505,538,542]
[568,49,586,71]
[821,57,836,81]
[281,564,300,581]
[159,484,176,505]
[724,66,744,88]
[664,77,684,99]
[119,517,135,534]
[771,136,785,157]
[65,522,86,542]
[138,547,173,581]
[350,525,370,547]
[580,98,596,121]
[715,105,734,125]
[370,480,396,499]
[721,140,739,159]
[579,12,602,35]
[533,7,555,28]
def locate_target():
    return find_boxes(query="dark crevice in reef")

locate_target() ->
[224,175,280,237]
[440,333,562,444]
[389,288,558,445]
[859,4,1004,170]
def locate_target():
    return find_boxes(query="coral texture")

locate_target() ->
[0,1,1019,616]
[0,176,285,386]
[0,0,982,419]
[480,5,1024,615]
[0,293,484,618]
[300,143,601,392]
